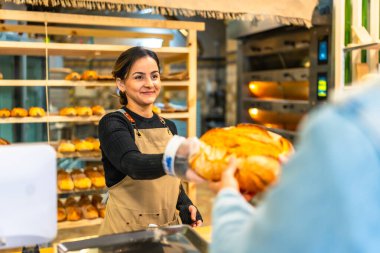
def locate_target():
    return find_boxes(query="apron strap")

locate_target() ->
[117,108,172,136]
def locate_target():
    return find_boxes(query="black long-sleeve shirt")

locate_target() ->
[98,106,202,223]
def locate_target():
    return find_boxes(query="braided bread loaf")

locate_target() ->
[189,124,293,193]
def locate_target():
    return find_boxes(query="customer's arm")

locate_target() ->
[211,104,375,253]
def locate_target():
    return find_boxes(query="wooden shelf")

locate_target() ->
[58,218,103,230]
[58,188,107,197]
[344,41,380,52]
[0,79,190,87]
[0,41,189,59]
[56,150,101,159]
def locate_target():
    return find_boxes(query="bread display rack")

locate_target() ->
[0,9,204,234]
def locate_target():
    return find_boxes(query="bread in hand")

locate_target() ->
[189,124,293,193]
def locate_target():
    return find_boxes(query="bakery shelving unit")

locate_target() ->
[0,9,204,237]
[237,26,311,142]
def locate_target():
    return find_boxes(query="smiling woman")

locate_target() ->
[98,47,202,235]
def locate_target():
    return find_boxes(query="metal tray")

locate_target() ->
[57,225,208,253]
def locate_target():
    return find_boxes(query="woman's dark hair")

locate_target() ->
[113,46,160,105]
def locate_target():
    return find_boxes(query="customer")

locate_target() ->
[98,46,202,235]
[209,74,380,253]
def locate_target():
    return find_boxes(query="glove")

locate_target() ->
[163,135,204,182]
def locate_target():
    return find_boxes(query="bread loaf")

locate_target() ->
[78,195,99,219]
[65,196,82,221]
[84,167,105,188]
[57,170,75,191]
[10,107,28,117]
[91,105,105,116]
[65,72,81,81]
[59,107,77,116]
[92,194,106,218]
[81,70,98,81]
[76,106,93,117]
[58,141,76,153]
[190,124,293,193]
[57,199,67,222]
[29,107,46,117]
[0,138,10,145]
[71,169,92,189]
[0,108,11,118]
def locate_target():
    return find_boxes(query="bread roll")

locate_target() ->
[78,195,99,219]
[71,169,92,189]
[75,140,94,152]
[59,107,77,116]
[0,108,11,118]
[189,124,293,193]
[85,137,100,151]
[76,106,93,117]
[57,170,75,191]
[84,167,105,188]
[65,72,81,81]
[58,141,76,153]
[28,107,46,117]
[91,105,105,116]
[92,194,106,218]
[57,199,67,222]
[10,107,28,117]
[0,138,10,145]
[81,70,98,81]
[65,196,82,221]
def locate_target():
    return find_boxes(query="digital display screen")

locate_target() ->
[317,73,328,101]
[318,37,328,64]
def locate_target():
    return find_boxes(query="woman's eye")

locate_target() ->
[152,74,159,80]
[134,75,143,80]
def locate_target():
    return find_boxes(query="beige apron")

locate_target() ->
[99,112,182,235]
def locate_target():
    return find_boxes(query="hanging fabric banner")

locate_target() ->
[3,0,318,26]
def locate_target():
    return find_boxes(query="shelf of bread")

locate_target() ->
[0,80,190,87]
[56,150,101,159]
[0,41,189,59]
[58,218,103,230]
[0,112,188,124]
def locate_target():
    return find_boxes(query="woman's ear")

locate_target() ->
[116,78,125,92]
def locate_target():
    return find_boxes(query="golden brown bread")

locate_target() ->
[81,70,98,81]
[57,170,75,191]
[10,107,28,117]
[75,140,94,152]
[28,107,46,117]
[65,196,82,221]
[58,141,76,153]
[190,124,293,193]
[76,106,93,117]
[71,169,92,189]
[85,137,100,151]
[0,138,10,145]
[91,105,106,116]
[65,72,81,81]
[78,195,99,219]
[92,194,106,218]
[57,199,67,222]
[84,167,106,188]
[59,107,77,116]
[0,108,11,118]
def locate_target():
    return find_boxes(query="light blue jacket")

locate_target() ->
[211,77,380,253]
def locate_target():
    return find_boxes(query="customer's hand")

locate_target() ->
[209,157,255,201]
[189,205,203,227]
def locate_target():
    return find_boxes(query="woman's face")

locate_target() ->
[118,56,161,107]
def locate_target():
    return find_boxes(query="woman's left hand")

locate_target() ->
[189,205,203,227]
